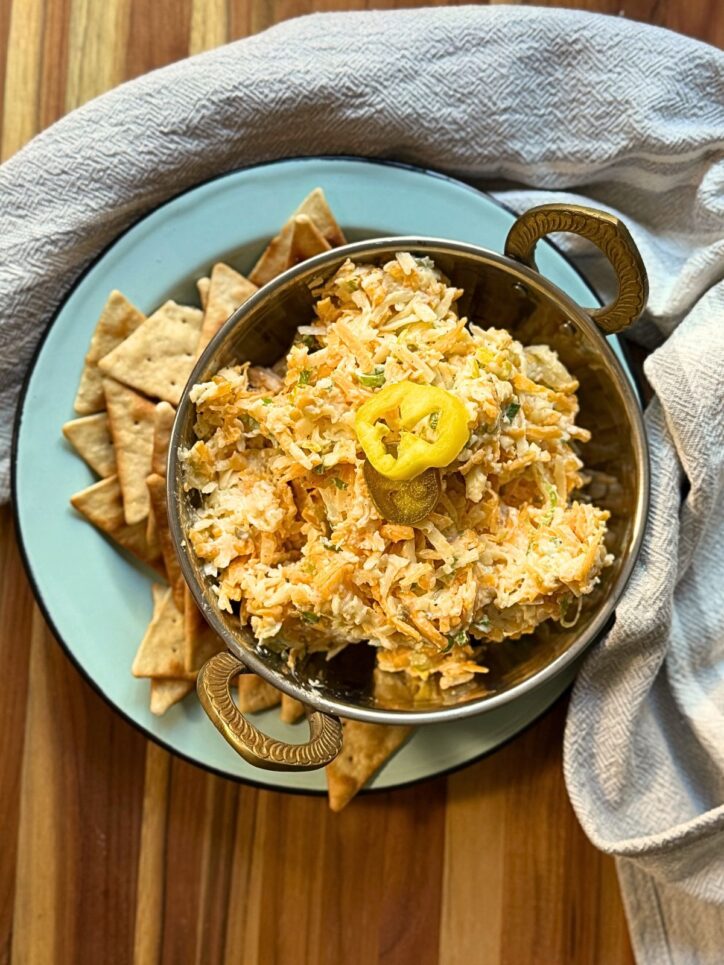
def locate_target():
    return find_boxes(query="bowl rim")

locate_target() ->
[168,235,650,725]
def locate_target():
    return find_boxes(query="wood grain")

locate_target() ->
[133,743,171,965]
[1,1,720,963]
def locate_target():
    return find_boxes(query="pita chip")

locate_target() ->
[145,502,162,562]
[249,215,331,287]
[146,585,194,712]
[326,721,413,812]
[151,401,176,477]
[294,187,346,247]
[98,300,203,405]
[62,413,117,477]
[74,291,146,415]
[147,472,185,611]
[132,586,192,679]
[70,475,163,573]
[290,215,332,262]
[280,693,305,724]
[249,219,295,287]
[184,585,224,673]
[104,378,156,525]
[146,501,157,548]
[197,276,210,310]
[150,678,194,715]
[197,263,257,355]
[237,674,282,713]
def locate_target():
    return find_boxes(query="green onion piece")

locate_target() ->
[301,611,320,624]
[332,478,348,490]
[543,484,558,524]
[356,366,386,389]
[261,397,272,405]
[298,369,312,386]
[505,400,521,421]
[444,629,469,652]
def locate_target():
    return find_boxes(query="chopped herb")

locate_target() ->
[323,540,341,552]
[301,334,319,351]
[261,397,273,405]
[429,411,440,431]
[444,629,469,652]
[298,369,312,386]
[356,366,386,389]
[240,414,259,431]
[543,484,558,524]
[472,616,491,634]
[332,477,348,490]
[313,465,326,475]
[505,400,521,421]
[346,278,359,292]
[301,611,320,624]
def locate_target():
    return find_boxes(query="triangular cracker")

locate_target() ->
[62,413,116,477]
[197,263,257,355]
[294,187,346,247]
[249,219,296,287]
[183,585,224,673]
[290,215,332,262]
[249,214,331,287]
[146,502,157,551]
[151,402,176,478]
[280,693,305,724]
[103,378,156,525]
[197,276,210,310]
[132,586,191,679]
[150,678,194,715]
[326,721,413,812]
[98,300,203,405]
[237,674,282,713]
[74,291,146,415]
[146,472,185,612]
[145,502,161,561]
[70,475,163,573]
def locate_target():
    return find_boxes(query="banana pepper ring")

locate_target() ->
[363,461,441,526]
[355,380,469,481]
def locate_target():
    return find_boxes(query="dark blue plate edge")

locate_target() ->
[10,154,606,795]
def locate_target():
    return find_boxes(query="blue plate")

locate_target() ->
[13,157,630,793]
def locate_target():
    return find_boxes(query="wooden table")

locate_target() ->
[1,3,719,963]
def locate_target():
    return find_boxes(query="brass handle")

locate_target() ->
[504,203,648,334]
[197,652,342,771]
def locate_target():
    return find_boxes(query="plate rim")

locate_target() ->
[10,154,605,793]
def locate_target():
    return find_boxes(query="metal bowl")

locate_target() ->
[168,203,649,771]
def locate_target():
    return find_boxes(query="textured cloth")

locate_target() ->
[1,6,723,959]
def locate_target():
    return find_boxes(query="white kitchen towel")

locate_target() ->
[1,7,722,960]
